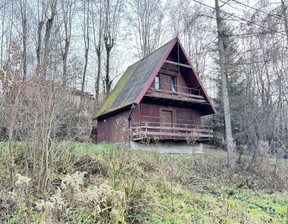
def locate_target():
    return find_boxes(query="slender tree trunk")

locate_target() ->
[280,0,288,140]
[7,1,14,61]
[0,6,5,65]
[82,43,89,94]
[18,0,28,79]
[22,15,27,80]
[96,47,101,103]
[281,0,288,44]
[62,41,69,85]
[215,0,235,173]
[43,18,53,74]
[105,45,111,94]
[91,0,104,104]
[81,0,90,96]
[43,0,57,78]
[62,35,70,86]
[36,21,44,75]
[36,0,44,75]
[61,0,73,86]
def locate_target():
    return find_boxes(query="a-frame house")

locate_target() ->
[94,38,216,148]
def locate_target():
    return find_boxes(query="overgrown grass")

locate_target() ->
[0,141,288,223]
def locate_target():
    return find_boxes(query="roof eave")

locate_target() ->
[94,102,136,120]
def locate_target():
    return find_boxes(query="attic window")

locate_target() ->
[171,77,176,92]
[155,75,160,89]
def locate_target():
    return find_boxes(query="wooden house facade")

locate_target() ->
[94,38,216,145]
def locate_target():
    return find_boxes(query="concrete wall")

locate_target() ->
[130,141,204,154]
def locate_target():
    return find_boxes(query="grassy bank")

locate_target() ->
[0,142,287,223]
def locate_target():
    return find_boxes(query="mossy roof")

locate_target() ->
[94,39,175,118]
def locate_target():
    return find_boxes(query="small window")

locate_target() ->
[155,75,160,89]
[171,77,176,92]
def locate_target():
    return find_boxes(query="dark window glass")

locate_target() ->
[155,75,160,89]
[171,77,176,92]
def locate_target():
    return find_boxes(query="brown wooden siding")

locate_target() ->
[177,108,201,125]
[140,103,160,123]
[148,55,203,100]
[130,102,211,142]
[97,110,130,143]
[131,102,202,127]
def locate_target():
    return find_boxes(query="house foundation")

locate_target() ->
[130,141,204,154]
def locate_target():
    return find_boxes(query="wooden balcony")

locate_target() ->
[131,122,213,142]
[145,82,208,104]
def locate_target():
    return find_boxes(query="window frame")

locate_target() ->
[155,74,160,89]
[171,76,176,92]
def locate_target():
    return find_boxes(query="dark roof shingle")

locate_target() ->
[94,39,174,118]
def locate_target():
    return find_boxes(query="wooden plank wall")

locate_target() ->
[149,55,191,94]
[177,108,201,125]
[131,102,202,126]
[97,110,130,143]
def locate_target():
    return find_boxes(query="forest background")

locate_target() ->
[0,0,288,223]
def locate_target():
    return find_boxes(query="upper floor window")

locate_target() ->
[171,77,176,92]
[155,74,160,89]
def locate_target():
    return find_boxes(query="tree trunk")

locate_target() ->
[43,0,57,78]
[82,44,89,94]
[62,38,70,86]
[281,0,288,44]
[105,45,111,95]
[92,0,104,103]
[81,0,90,96]
[0,6,5,66]
[96,46,101,103]
[22,15,27,80]
[19,0,28,80]
[61,0,73,86]
[215,0,235,173]
[36,21,44,75]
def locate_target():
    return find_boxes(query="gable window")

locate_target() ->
[155,74,160,89]
[171,77,176,92]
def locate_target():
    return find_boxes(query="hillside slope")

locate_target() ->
[0,142,287,223]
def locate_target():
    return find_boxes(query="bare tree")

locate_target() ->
[127,0,164,58]
[169,0,214,79]
[43,0,57,78]
[103,0,123,95]
[60,0,75,86]
[91,0,104,104]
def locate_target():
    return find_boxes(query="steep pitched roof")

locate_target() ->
[94,38,216,118]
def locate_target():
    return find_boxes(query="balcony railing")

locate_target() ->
[131,122,213,142]
[145,82,207,104]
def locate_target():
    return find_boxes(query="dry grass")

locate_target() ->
[0,142,287,223]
